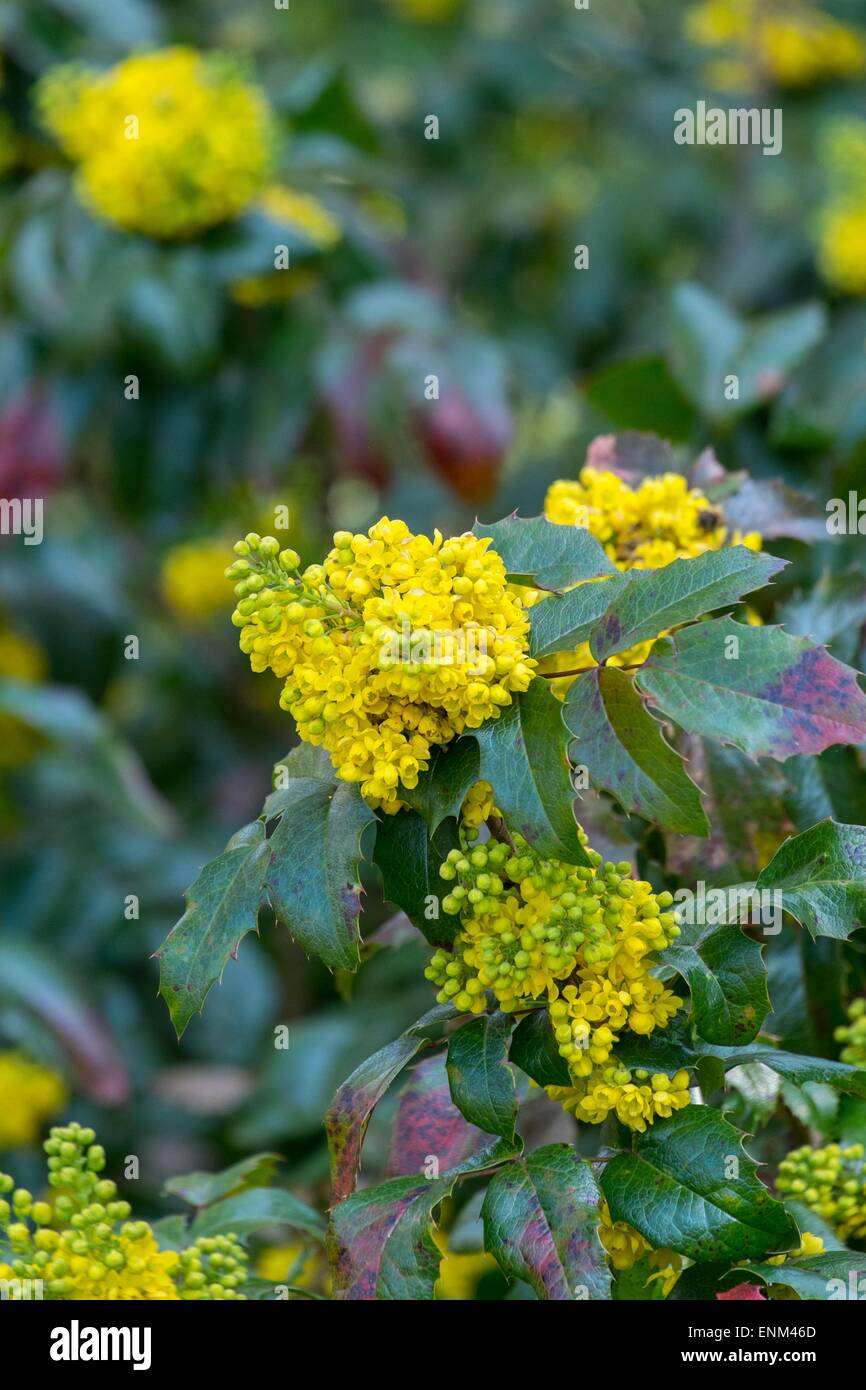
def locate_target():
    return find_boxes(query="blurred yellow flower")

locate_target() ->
[36,48,274,238]
[0,622,47,768]
[686,0,866,88]
[0,1051,67,1149]
[385,0,463,21]
[160,539,235,625]
[256,1240,330,1292]
[817,118,866,294]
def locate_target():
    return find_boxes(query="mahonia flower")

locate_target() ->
[531,465,761,693]
[0,1123,248,1299]
[598,1200,682,1295]
[817,119,866,295]
[385,0,463,21]
[776,1142,866,1242]
[0,622,47,769]
[0,1052,66,1149]
[228,522,535,812]
[685,0,866,89]
[35,48,274,238]
[160,539,234,625]
[835,998,866,1066]
[425,812,687,1132]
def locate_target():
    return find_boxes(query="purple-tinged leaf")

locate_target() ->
[636,619,866,761]
[328,1138,519,1300]
[481,1145,610,1301]
[386,1053,487,1179]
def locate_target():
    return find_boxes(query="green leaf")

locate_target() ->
[373,811,462,944]
[472,513,618,592]
[583,357,696,441]
[327,1138,520,1300]
[601,1106,798,1262]
[778,571,866,664]
[267,778,375,972]
[386,1053,488,1178]
[472,681,589,864]
[156,823,272,1039]
[510,1007,571,1087]
[668,284,825,421]
[664,920,770,1045]
[162,1153,282,1208]
[482,1145,611,1300]
[589,547,786,662]
[529,576,629,659]
[400,739,480,832]
[190,1187,325,1242]
[732,1252,866,1301]
[754,820,866,941]
[0,678,172,833]
[446,1012,518,1139]
[635,619,866,761]
[564,667,708,835]
[722,476,827,543]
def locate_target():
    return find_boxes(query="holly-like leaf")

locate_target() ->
[565,666,708,835]
[190,1187,324,1242]
[400,738,480,832]
[509,1006,571,1087]
[386,1053,488,1178]
[327,1138,520,1300]
[730,1252,866,1301]
[601,1106,798,1263]
[446,1011,518,1139]
[636,619,866,761]
[481,1145,611,1301]
[267,778,375,972]
[722,476,827,543]
[373,811,462,944]
[589,547,785,662]
[528,575,629,659]
[472,680,589,864]
[664,920,770,1046]
[472,513,618,592]
[156,822,272,1039]
[754,820,866,941]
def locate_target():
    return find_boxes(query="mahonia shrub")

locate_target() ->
[155,435,866,1301]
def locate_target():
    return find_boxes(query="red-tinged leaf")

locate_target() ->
[717,1282,766,1301]
[327,1138,519,1300]
[385,1053,487,1179]
[481,1145,611,1300]
[326,1004,459,1204]
[636,619,866,761]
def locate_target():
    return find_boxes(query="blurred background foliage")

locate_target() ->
[3,0,866,1290]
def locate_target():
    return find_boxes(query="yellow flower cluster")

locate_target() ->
[598,1200,682,1295]
[835,998,866,1066]
[425,819,687,1132]
[160,539,234,625]
[36,48,274,238]
[817,119,866,295]
[0,1123,248,1299]
[533,467,760,692]
[686,0,866,88]
[0,1052,66,1149]
[776,1142,866,1242]
[229,522,535,812]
